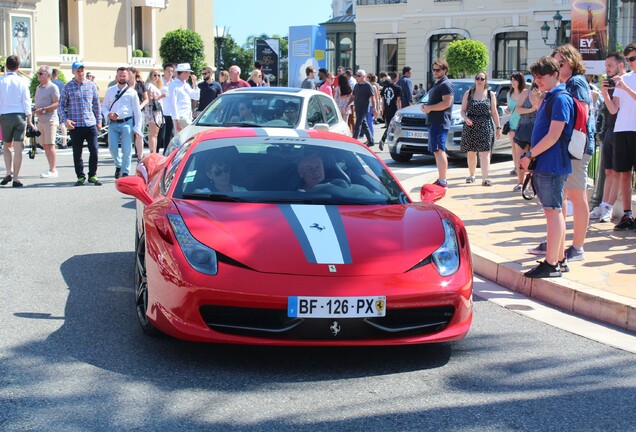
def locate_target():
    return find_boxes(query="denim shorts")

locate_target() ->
[533,171,568,210]
[428,124,448,153]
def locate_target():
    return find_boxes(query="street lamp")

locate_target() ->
[541,11,570,48]
[214,25,228,79]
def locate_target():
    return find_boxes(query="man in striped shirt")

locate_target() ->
[59,61,103,186]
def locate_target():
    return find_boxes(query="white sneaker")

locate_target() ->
[589,205,602,219]
[40,170,59,178]
[598,205,613,223]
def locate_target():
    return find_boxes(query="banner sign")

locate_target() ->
[255,39,280,86]
[288,25,326,88]
[571,0,608,74]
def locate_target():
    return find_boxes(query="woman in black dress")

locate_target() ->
[460,72,502,186]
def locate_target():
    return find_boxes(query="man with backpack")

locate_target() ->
[527,45,593,263]
[551,45,594,263]
[520,56,575,278]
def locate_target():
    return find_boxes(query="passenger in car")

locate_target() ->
[194,156,247,193]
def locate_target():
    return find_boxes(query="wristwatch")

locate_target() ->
[520,150,534,160]
[496,126,502,129]
[42,109,47,114]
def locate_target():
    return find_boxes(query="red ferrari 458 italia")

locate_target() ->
[116,127,473,345]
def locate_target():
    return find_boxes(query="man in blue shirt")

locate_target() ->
[422,59,453,188]
[396,66,413,108]
[521,56,574,278]
[59,61,103,186]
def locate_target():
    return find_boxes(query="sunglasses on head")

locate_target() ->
[212,166,230,176]
[627,55,636,62]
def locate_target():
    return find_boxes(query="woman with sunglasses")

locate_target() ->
[145,69,166,153]
[194,157,246,193]
[459,72,502,186]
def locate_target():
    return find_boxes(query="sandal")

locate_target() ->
[509,169,517,176]
[465,176,475,183]
[513,183,523,192]
[482,179,493,187]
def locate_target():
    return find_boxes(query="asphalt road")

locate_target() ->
[1,148,635,431]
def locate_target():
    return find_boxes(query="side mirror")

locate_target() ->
[116,176,154,206]
[313,123,330,131]
[420,184,446,203]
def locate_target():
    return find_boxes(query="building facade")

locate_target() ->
[1,0,214,94]
[348,0,635,86]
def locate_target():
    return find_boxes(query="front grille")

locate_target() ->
[200,305,455,340]
[400,116,427,128]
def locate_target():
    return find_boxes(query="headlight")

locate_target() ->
[165,135,182,156]
[431,218,460,276]
[392,112,402,124]
[451,116,464,126]
[167,214,218,276]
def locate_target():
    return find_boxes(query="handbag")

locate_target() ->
[501,121,511,135]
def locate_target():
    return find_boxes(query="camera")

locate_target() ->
[605,78,615,88]
[26,125,41,138]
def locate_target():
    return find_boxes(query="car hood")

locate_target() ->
[175,201,446,276]
[397,103,462,120]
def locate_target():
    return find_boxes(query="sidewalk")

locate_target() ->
[399,160,636,333]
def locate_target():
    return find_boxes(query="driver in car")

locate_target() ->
[297,153,348,191]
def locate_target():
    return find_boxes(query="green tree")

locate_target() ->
[219,34,252,79]
[159,28,205,75]
[446,40,489,78]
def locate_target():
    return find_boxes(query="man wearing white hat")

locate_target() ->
[167,63,200,132]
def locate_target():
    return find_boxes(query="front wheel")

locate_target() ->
[390,151,413,163]
[135,234,160,336]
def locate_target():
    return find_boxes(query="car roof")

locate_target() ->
[227,87,326,96]
[192,126,362,145]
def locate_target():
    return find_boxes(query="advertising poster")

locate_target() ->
[10,15,33,69]
[288,25,326,88]
[255,39,280,86]
[571,0,607,74]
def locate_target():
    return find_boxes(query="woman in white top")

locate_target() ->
[145,69,166,153]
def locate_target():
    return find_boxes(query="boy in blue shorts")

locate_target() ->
[520,56,575,278]
[422,59,453,188]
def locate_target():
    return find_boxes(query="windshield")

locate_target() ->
[195,93,304,128]
[173,137,409,206]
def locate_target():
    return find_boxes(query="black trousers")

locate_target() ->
[69,125,99,179]
[381,107,397,142]
[161,116,174,155]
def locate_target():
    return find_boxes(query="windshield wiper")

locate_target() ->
[182,193,245,202]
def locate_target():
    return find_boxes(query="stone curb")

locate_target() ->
[400,169,636,333]
[471,244,636,333]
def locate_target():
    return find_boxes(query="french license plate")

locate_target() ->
[288,296,387,318]
[405,130,428,139]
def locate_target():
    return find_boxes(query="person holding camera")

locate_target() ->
[34,65,60,179]
[0,55,33,187]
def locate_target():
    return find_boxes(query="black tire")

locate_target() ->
[390,151,413,163]
[135,234,160,336]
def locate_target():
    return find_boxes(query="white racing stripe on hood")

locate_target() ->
[290,204,346,264]
[263,128,300,137]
